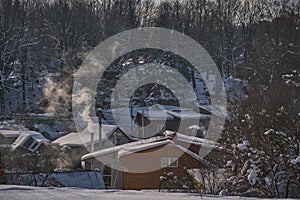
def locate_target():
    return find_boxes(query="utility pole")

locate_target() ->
[98,108,102,149]
[95,94,102,150]
[130,103,133,135]
[142,110,145,138]
[90,132,94,170]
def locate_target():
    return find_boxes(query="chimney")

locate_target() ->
[91,132,95,152]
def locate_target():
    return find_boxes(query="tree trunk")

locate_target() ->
[0,88,5,116]
[21,49,27,112]
[285,178,290,198]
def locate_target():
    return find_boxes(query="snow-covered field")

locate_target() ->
[0,185,294,200]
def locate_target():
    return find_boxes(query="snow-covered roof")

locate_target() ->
[52,125,132,147]
[136,110,174,120]
[136,107,210,120]
[82,138,211,165]
[162,131,226,152]
[166,109,210,120]
[30,133,49,142]
[102,105,211,124]
[52,132,85,147]
[82,132,218,168]
[0,130,21,138]
[119,140,213,167]
[11,131,49,151]
[176,133,219,147]
[81,136,168,160]
[161,130,217,146]
[29,113,55,118]
[118,140,171,157]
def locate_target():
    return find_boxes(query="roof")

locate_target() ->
[118,140,202,161]
[136,110,174,120]
[175,132,219,147]
[81,131,221,167]
[81,136,168,160]
[102,105,212,125]
[134,107,211,124]
[11,131,49,151]
[166,109,210,120]
[118,140,171,157]
[0,130,21,138]
[52,125,131,147]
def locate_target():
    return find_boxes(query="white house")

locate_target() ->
[0,129,49,151]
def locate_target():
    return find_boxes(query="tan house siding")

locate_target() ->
[122,144,205,190]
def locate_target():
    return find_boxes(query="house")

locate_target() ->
[0,130,21,148]
[0,130,49,151]
[53,125,135,150]
[81,131,228,190]
[52,125,136,169]
[133,106,211,138]
[100,105,222,139]
[101,104,228,140]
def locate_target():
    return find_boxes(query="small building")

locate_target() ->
[0,130,49,151]
[0,130,21,147]
[101,105,213,139]
[133,106,211,138]
[53,125,135,150]
[52,125,136,169]
[81,131,227,190]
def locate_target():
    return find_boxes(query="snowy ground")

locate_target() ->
[0,185,294,200]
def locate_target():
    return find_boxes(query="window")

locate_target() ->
[29,141,40,151]
[161,158,178,168]
[23,137,34,148]
[102,165,112,187]
[84,160,91,170]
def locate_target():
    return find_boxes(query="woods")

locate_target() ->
[0,0,299,198]
[0,0,299,115]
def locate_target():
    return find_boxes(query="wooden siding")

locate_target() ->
[122,143,205,190]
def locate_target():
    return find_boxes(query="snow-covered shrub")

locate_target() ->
[159,171,187,192]
[223,135,300,198]
[159,167,213,194]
